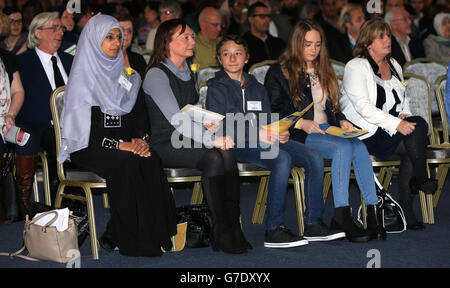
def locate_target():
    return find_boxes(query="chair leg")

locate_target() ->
[82,184,99,260]
[291,168,305,236]
[251,176,268,224]
[33,174,40,203]
[257,177,270,224]
[433,164,449,208]
[323,172,332,205]
[54,183,66,208]
[190,182,203,205]
[426,193,434,224]
[418,191,429,224]
[102,193,109,209]
[360,195,367,229]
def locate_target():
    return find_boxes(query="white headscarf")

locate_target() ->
[434,12,450,38]
[58,14,141,163]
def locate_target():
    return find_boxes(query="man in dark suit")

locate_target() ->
[243,2,285,72]
[385,6,425,67]
[15,12,73,212]
[329,3,366,63]
[314,0,341,54]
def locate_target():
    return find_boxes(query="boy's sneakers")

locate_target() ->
[264,225,309,248]
[303,219,346,242]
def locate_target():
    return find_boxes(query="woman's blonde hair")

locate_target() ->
[353,17,392,59]
[279,19,339,109]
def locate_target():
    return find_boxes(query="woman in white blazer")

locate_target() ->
[340,18,437,230]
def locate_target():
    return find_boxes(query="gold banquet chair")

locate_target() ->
[32,152,51,206]
[427,75,450,212]
[330,59,346,78]
[248,60,278,85]
[403,58,448,144]
[50,86,108,260]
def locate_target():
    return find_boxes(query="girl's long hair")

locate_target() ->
[279,19,339,109]
[146,18,188,70]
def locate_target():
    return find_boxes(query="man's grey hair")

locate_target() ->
[159,1,182,17]
[27,12,60,49]
[384,7,403,26]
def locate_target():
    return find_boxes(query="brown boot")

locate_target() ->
[16,155,38,215]
[0,158,6,224]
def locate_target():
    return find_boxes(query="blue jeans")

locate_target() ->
[234,140,324,231]
[305,124,378,208]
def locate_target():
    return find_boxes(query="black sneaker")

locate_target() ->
[304,219,346,242]
[264,225,309,248]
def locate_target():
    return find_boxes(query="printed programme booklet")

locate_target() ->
[264,103,313,133]
[181,104,225,123]
[325,126,368,138]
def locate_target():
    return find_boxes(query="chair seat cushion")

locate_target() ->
[427,147,450,159]
[237,162,268,172]
[369,154,402,162]
[65,169,106,183]
[164,168,202,178]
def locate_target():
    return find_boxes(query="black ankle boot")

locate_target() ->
[409,178,438,195]
[331,206,371,243]
[366,205,387,240]
[202,175,247,254]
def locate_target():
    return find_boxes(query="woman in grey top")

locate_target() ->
[143,19,250,254]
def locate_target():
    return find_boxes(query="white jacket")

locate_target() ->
[340,57,411,139]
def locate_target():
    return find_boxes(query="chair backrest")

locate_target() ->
[403,73,434,141]
[197,66,220,85]
[435,75,449,143]
[330,59,346,77]
[50,86,67,181]
[248,60,277,84]
[403,58,448,115]
[198,83,208,109]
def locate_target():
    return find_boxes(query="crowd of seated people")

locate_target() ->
[0,0,449,256]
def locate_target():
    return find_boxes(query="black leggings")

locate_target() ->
[152,141,238,177]
[394,117,429,223]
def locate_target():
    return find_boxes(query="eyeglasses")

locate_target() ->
[160,9,175,16]
[252,14,271,19]
[392,16,411,22]
[38,25,67,33]
[204,21,225,28]
[10,19,23,25]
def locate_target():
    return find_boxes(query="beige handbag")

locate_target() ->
[0,210,80,263]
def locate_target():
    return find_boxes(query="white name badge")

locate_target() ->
[247,101,262,111]
[118,74,132,92]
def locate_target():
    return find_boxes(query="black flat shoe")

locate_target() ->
[99,232,117,252]
[407,222,425,230]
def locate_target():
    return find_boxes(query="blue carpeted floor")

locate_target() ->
[0,175,449,268]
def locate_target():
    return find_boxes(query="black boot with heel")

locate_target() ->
[202,175,247,254]
[366,205,387,240]
[331,206,371,243]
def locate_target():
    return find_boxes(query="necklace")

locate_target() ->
[306,70,320,88]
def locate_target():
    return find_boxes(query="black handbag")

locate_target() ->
[0,146,26,224]
[176,204,212,248]
[358,175,407,233]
